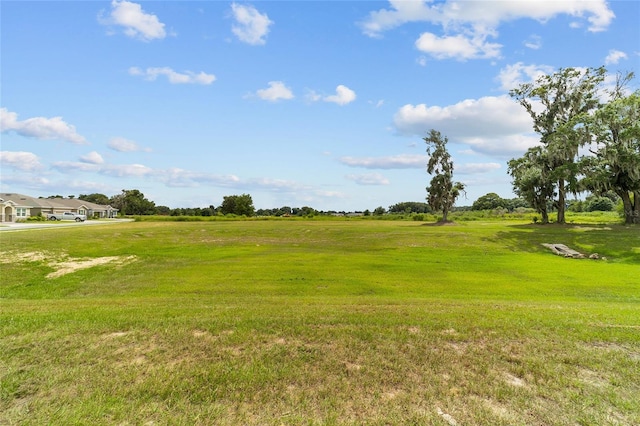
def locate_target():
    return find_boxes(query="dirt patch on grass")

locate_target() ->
[0,250,137,279]
[503,372,527,387]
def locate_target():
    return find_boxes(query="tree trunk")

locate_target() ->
[633,191,640,224]
[618,190,636,225]
[442,208,449,222]
[557,178,566,224]
[541,208,549,224]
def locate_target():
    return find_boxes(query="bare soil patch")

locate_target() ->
[0,250,137,279]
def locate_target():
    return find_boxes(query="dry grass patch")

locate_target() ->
[0,250,137,279]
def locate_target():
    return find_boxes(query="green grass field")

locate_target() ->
[1,218,639,425]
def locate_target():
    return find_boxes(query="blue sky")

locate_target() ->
[1,0,639,211]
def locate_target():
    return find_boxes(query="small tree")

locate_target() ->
[110,189,156,215]
[472,193,507,211]
[78,193,110,205]
[424,129,465,222]
[507,147,555,224]
[220,194,255,216]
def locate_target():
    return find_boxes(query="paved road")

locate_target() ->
[0,219,134,232]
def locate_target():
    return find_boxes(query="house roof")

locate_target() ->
[0,193,117,211]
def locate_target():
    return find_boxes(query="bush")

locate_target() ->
[585,197,614,212]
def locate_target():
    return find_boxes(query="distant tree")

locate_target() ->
[155,205,171,215]
[293,206,316,217]
[424,129,465,222]
[388,202,431,214]
[585,195,615,212]
[510,66,606,224]
[277,206,292,216]
[373,206,386,216]
[79,193,110,205]
[471,193,507,211]
[110,189,156,215]
[220,194,255,216]
[505,197,530,211]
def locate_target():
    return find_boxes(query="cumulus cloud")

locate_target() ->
[360,0,614,36]
[604,49,627,65]
[393,95,538,156]
[340,154,427,169]
[129,67,216,85]
[107,137,150,152]
[359,0,614,60]
[99,0,166,41]
[496,62,555,91]
[323,85,357,105]
[0,108,88,145]
[345,173,390,185]
[415,32,501,60]
[80,151,105,165]
[231,3,273,45]
[307,85,357,105]
[255,81,294,101]
[0,151,44,171]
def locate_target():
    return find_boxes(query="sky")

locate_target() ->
[1,0,639,212]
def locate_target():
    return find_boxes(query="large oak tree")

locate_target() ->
[509,67,606,224]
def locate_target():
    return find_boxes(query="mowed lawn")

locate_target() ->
[1,219,639,425]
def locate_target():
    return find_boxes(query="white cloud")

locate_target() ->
[604,49,627,65]
[156,168,241,188]
[340,154,427,169]
[80,151,105,165]
[360,0,614,37]
[523,34,542,50]
[51,161,100,173]
[360,0,614,61]
[496,62,555,91]
[99,0,166,41]
[345,173,390,186]
[102,163,153,177]
[107,137,150,152]
[393,95,538,156]
[0,108,88,145]
[231,3,273,45]
[455,162,501,174]
[0,151,43,171]
[305,90,322,103]
[255,81,294,102]
[129,67,216,85]
[415,32,501,60]
[323,85,357,105]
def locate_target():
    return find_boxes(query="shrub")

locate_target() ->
[585,197,614,212]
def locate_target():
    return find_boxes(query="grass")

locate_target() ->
[1,218,639,425]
